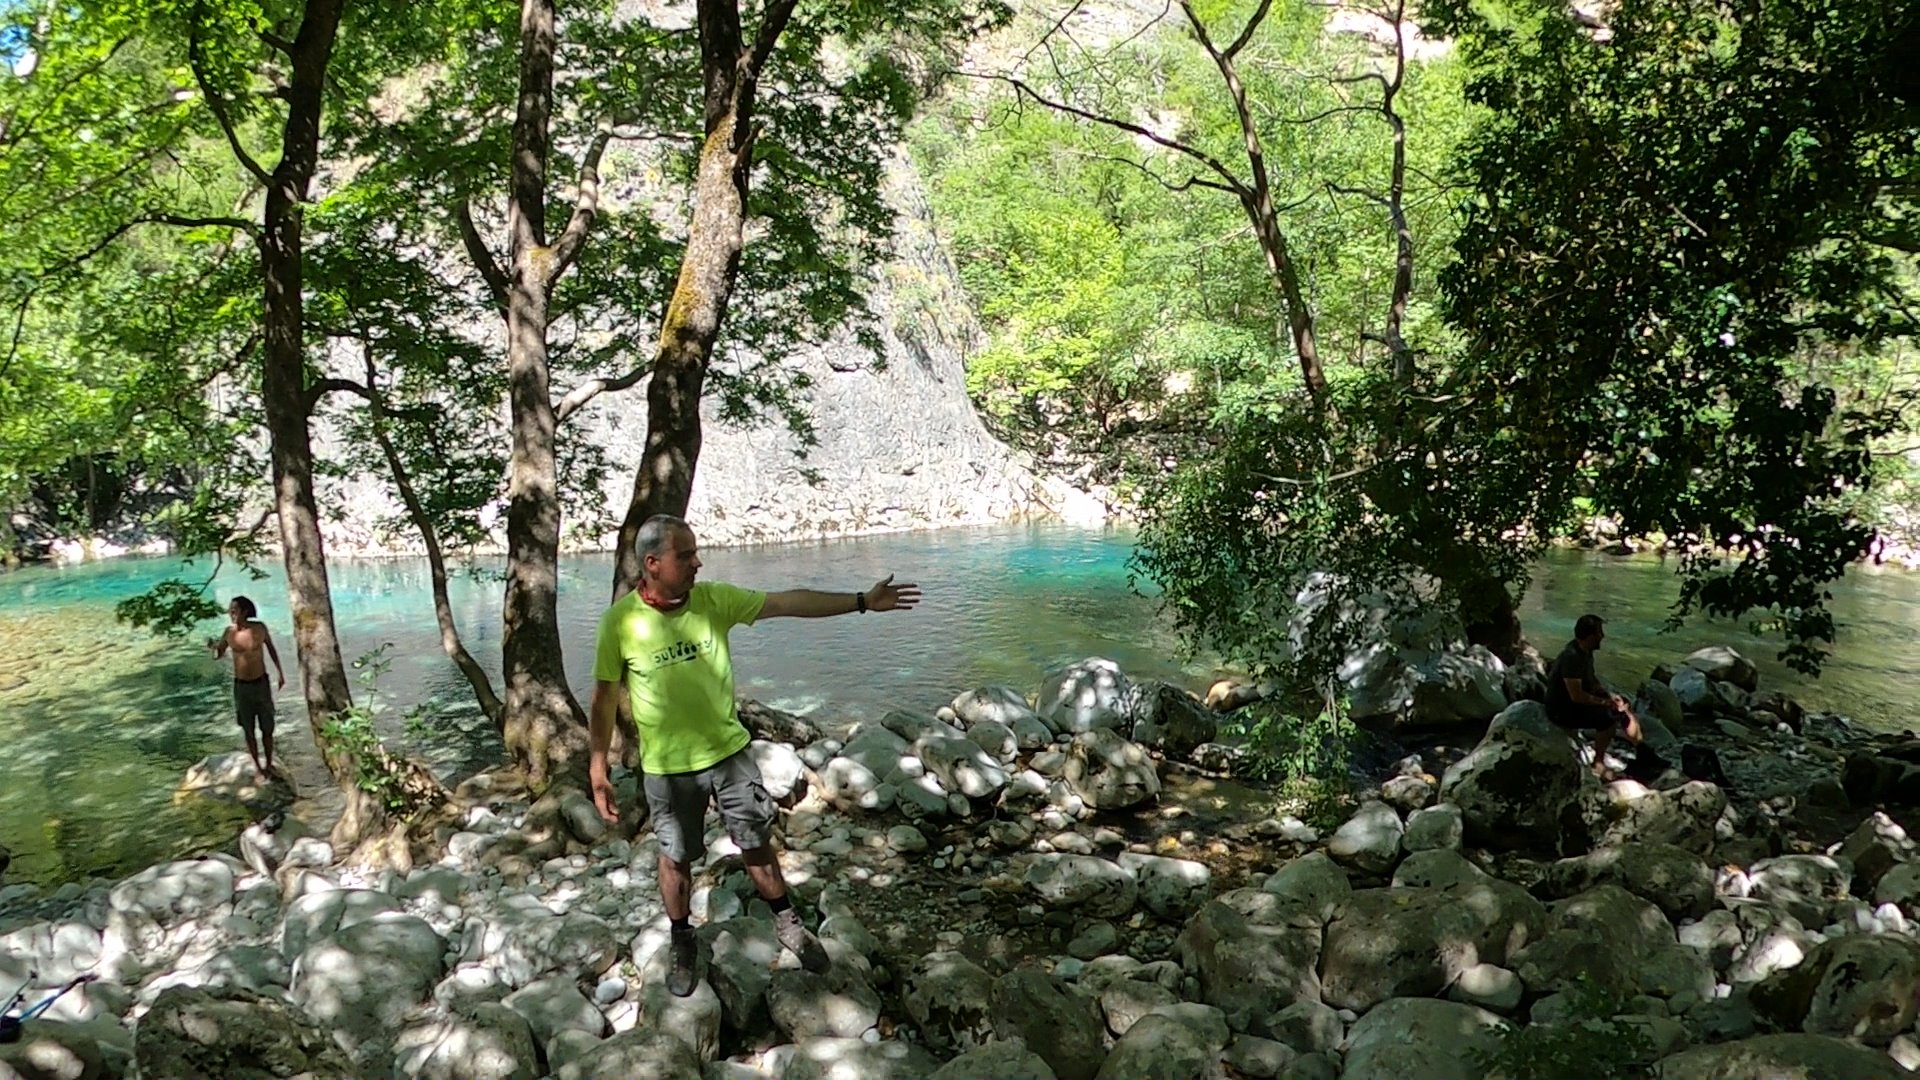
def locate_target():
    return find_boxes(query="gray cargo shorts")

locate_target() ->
[642,747,776,866]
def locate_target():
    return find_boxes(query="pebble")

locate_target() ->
[1049,832,1095,855]
[887,825,930,854]
[932,858,948,870]
[1053,957,1086,980]
[594,977,627,1004]
[1068,920,1119,960]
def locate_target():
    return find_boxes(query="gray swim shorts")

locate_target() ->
[641,747,776,866]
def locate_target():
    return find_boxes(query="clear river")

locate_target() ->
[1,523,1915,885]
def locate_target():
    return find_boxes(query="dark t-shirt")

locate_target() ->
[1544,639,1599,719]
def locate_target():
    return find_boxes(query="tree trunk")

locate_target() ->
[362,348,503,723]
[612,0,796,592]
[1462,585,1525,665]
[1177,0,1330,415]
[495,0,590,788]
[611,118,740,587]
[251,0,389,844]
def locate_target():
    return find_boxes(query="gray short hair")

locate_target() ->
[635,514,690,563]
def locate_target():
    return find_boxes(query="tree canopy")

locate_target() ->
[925,0,1918,699]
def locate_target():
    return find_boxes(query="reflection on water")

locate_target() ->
[3,524,1918,884]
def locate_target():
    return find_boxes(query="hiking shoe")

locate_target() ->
[774,908,830,974]
[666,928,698,998]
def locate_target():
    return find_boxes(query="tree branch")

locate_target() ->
[305,376,371,411]
[22,211,255,300]
[0,289,33,381]
[555,363,648,424]
[745,0,801,79]
[455,200,510,314]
[153,212,259,232]
[549,126,614,281]
[1022,1,1090,66]
[187,10,273,187]
[1060,149,1240,195]
[1256,459,1378,486]
[1326,180,1389,208]
[1221,0,1274,60]
[1179,0,1331,411]
[1270,102,1377,127]
[258,29,295,55]
[358,341,503,723]
[957,71,1248,198]
[1863,229,1920,255]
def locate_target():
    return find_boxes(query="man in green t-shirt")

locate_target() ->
[588,513,922,997]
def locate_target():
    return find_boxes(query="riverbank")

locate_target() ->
[2,647,1917,1079]
[1566,512,1920,571]
[6,526,1920,888]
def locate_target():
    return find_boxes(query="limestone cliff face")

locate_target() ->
[314,157,1102,557]
[568,159,1098,549]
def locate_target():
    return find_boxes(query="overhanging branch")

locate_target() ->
[549,126,615,281]
[555,363,648,424]
[955,71,1248,198]
[305,376,370,412]
[187,11,273,187]
[455,200,510,314]
[1220,0,1274,60]
[745,0,800,79]
[1061,148,1239,195]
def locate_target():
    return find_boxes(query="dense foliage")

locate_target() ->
[0,0,1009,788]
[3,0,1916,787]
[1430,0,1919,671]
[914,1,1474,487]
[927,0,1918,698]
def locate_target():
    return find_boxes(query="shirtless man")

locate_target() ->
[208,596,285,778]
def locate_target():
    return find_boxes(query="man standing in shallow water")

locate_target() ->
[589,513,922,997]
[208,596,286,779]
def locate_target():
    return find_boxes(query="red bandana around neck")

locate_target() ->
[638,580,686,612]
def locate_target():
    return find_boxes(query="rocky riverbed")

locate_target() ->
[2,650,1919,1080]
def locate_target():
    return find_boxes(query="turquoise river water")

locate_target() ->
[1,523,1916,884]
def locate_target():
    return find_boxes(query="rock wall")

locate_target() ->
[565,158,1104,550]
[313,157,1103,558]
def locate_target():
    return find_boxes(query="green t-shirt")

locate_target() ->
[592,581,766,775]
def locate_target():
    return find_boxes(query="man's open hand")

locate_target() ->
[866,575,922,612]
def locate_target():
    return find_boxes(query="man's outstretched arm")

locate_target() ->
[759,575,922,619]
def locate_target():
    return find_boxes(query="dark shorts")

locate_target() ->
[642,747,776,866]
[1550,702,1619,732]
[234,676,275,737]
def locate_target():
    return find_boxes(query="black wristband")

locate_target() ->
[854,591,867,614]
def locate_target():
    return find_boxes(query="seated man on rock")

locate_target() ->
[1545,613,1644,779]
